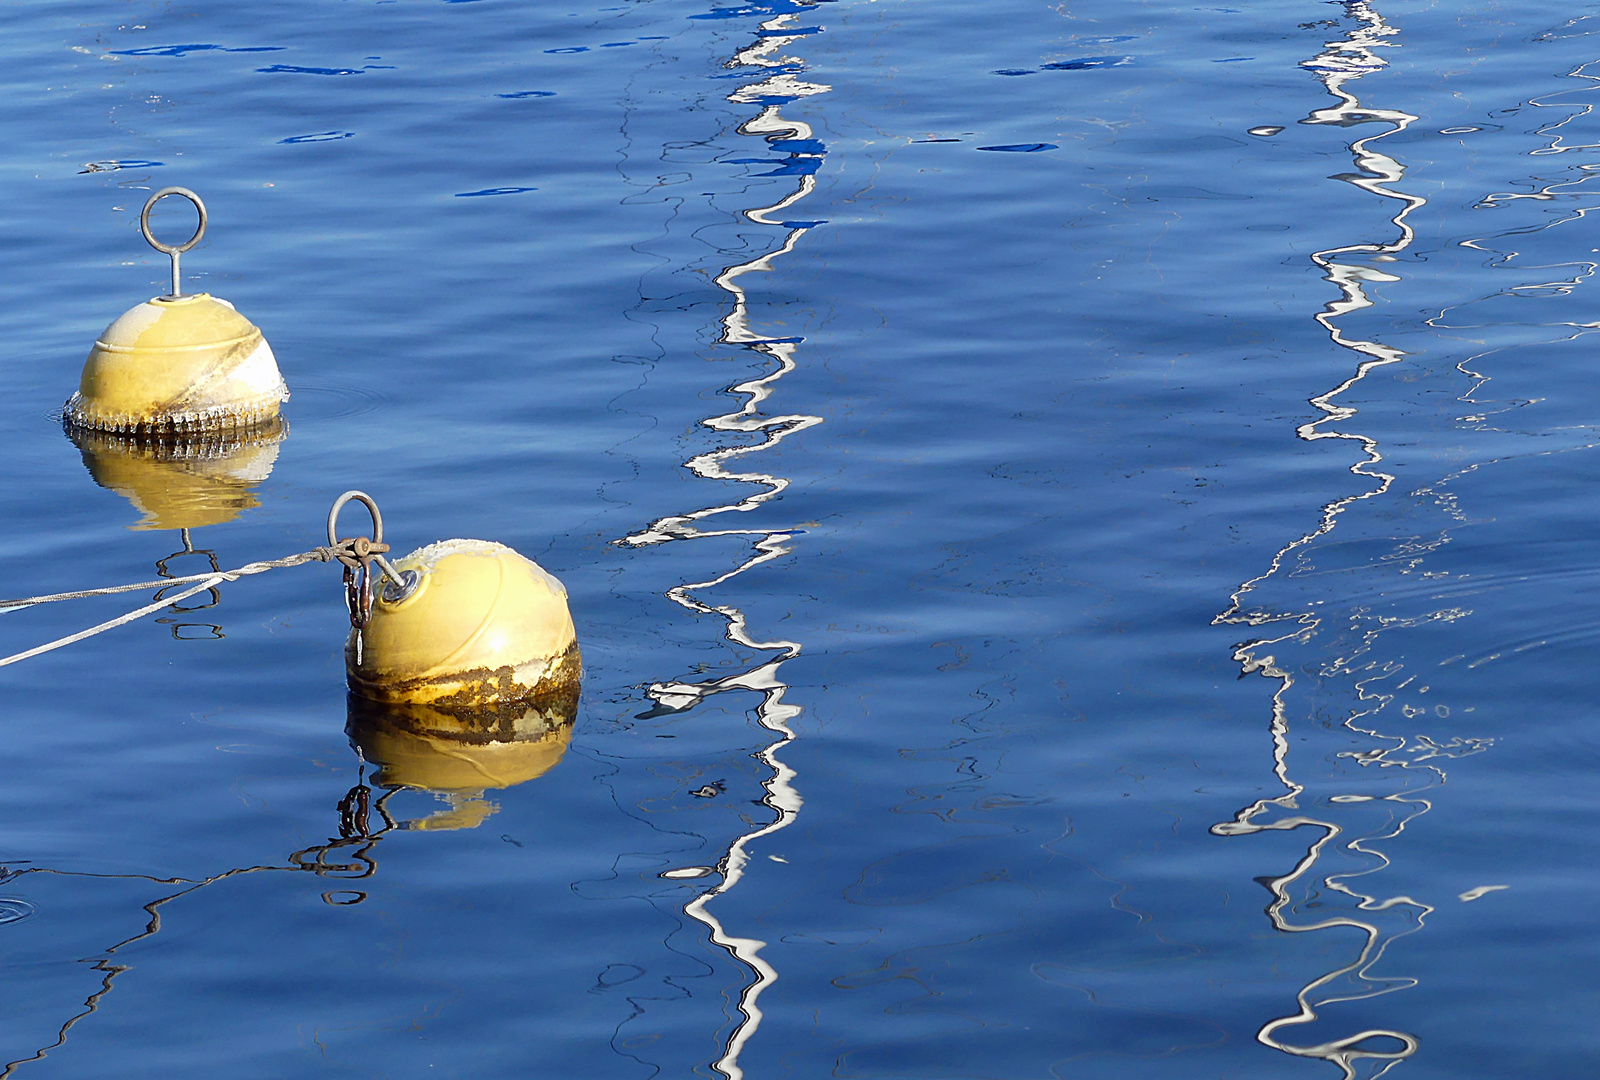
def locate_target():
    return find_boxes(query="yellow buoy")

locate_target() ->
[63,187,288,436]
[345,536,582,709]
[327,491,582,820]
[67,418,285,530]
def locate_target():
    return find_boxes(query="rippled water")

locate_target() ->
[4,0,1600,1076]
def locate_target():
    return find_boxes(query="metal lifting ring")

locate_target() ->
[140,187,208,299]
[328,490,385,550]
[140,187,207,254]
[327,490,408,590]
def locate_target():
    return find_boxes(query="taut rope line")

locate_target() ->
[0,549,342,668]
[0,549,337,611]
[0,491,402,668]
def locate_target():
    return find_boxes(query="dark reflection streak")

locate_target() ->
[616,4,828,1077]
[154,528,226,639]
[0,784,397,1076]
[0,866,274,1079]
[0,959,121,1079]
[1214,4,1434,1078]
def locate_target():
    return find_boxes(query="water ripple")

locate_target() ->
[1042,55,1134,69]
[78,159,162,173]
[111,44,284,57]
[279,131,353,144]
[256,64,362,76]
[978,142,1058,153]
[287,383,392,421]
[454,186,536,197]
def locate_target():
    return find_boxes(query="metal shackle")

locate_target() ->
[328,490,413,599]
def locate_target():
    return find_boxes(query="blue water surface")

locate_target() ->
[1,0,1598,1077]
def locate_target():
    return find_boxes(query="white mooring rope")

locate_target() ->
[0,548,337,668]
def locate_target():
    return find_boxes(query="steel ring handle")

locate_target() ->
[328,491,385,549]
[140,187,208,255]
[327,491,410,593]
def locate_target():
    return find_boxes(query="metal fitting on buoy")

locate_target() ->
[63,187,288,437]
[328,492,582,711]
[67,418,285,530]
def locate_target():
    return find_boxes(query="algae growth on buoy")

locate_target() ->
[63,187,288,437]
[346,539,582,709]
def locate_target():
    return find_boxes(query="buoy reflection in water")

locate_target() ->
[345,687,577,832]
[66,418,285,531]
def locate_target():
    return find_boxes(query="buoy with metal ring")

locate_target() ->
[63,187,288,437]
[328,492,583,713]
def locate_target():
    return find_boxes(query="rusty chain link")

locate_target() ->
[326,491,409,629]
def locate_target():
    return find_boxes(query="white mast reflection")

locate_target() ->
[617,5,828,1077]
[1214,5,1443,1078]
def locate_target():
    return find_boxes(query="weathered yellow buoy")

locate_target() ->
[67,418,285,530]
[344,534,582,710]
[327,492,582,796]
[63,187,287,437]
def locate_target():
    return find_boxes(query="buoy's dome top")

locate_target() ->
[97,293,257,351]
[64,188,289,438]
[65,292,287,437]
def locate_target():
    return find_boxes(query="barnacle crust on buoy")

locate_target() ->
[345,539,582,709]
[63,293,288,436]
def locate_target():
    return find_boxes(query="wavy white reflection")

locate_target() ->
[618,6,827,1077]
[1215,5,1435,1077]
